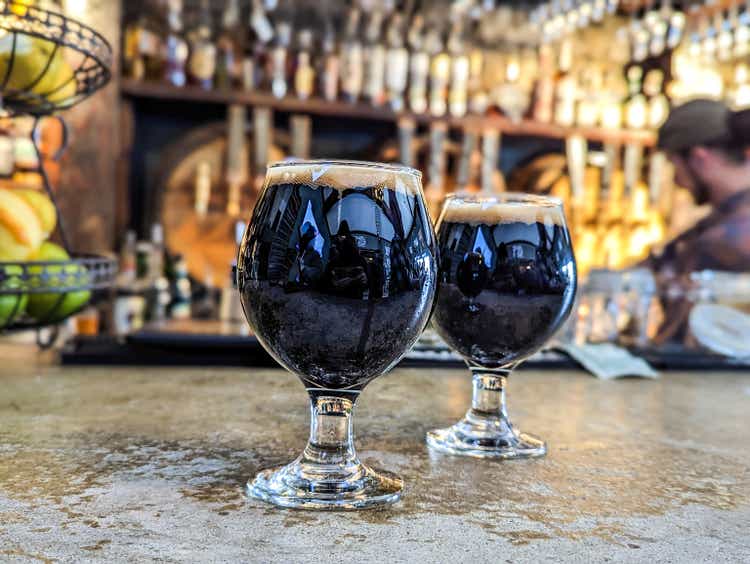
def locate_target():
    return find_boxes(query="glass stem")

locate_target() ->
[302,395,359,469]
[467,367,514,431]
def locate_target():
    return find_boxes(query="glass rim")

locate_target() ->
[267,159,422,179]
[444,191,563,207]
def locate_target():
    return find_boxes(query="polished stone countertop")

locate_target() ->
[1,353,749,562]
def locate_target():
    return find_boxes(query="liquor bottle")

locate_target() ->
[532,43,555,123]
[427,28,450,117]
[644,69,669,129]
[397,117,416,168]
[624,66,647,130]
[118,230,137,288]
[599,69,626,129]
[554,37,577,127]
[123,18,144,81]
[575,66,603,128]
[294,30,315,100]
[341,9,364,103]
[195,161,212,218]
[319,23,340,102]
[169,255,192,320]
[187,0,217,90]
[215,0,241,90]
[164,0,188,87]
[717,7,736,63]
[385,13,409,112]
[448,21,470,118]
[407,15,429,114]
[363,10,386,107]
[554,72,577,127]
[269,22,292,99]
[467,44,487,115]
[243,0,274,90]
[734,2,750,58]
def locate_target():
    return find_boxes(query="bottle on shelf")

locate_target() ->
[407,14,430,114]
[385,13,409,112]
[448,19,470,118]
[644,69,669,129]
[624,66,647,130]
[269,22,292,99]
[215,0,242,90]
[118,229,137,288]
[169,254,192,320]
[467,40,487,115]
[427,27,450,117]
[319,20,340,102]
[163,0,188,88]
[124,12,162,81]
[293,30,315,101]
[187,0,217,90]
[363,9,387,107]
[243,0,274,91]
[341,8,364,103]
[532,43,555,123]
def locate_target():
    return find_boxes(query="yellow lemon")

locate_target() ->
[0,34,75,104]
[0,187,44,260]
[13,189,56,237]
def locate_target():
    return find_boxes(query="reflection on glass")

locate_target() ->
[238,160,437,509]
[427,193,577,458]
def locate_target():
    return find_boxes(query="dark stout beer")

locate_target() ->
[432,199,577,368]
[238,161,437,392]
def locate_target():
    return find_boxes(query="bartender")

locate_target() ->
[645,100,750,343]
[647,99,750,276]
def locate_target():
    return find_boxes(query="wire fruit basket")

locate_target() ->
[0,1,115,336]
[0,0,112,115]
[0,254,117,330]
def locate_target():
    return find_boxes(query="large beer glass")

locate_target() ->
[238,160,437,509]
[427,193,577,458]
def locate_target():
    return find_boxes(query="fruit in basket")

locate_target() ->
[0,265,28,327]
[26,242,91,323]
[13,189,56,237]
[0,187,44,260]
[0,33,76,105]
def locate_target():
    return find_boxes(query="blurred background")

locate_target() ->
[1,0,749,368]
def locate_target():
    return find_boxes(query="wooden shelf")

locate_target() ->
[120,79,657,147]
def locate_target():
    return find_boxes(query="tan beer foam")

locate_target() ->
[265,162,422,194]
[442,200,565,226]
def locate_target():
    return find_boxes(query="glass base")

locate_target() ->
[247,457,403,510]
[426,420,547,459]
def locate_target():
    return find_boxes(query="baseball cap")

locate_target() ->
[657,99,732,153]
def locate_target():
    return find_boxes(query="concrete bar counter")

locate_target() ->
[1,355,749,562]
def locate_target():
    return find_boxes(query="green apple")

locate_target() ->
[26,242,91,323]
[0,265,27,327]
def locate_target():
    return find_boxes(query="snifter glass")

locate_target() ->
[427,193,577,458]
[237,160,437,509]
